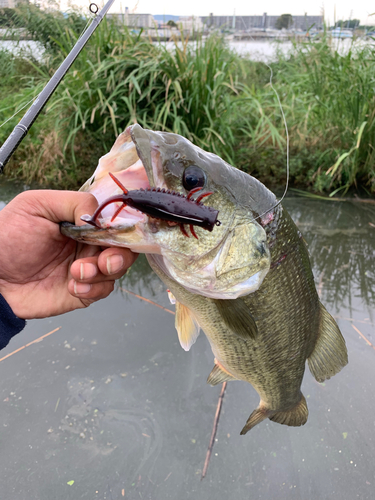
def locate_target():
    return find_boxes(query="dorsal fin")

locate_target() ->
[207,361,238,386]
[213,298,258,340]
[175,302,200,351]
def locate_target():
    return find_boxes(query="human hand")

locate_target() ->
[0,190,137,320]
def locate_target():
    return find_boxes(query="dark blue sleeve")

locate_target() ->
[0,293,26,350]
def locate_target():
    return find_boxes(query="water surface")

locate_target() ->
[0,180,374,499]
[1,38,372,63]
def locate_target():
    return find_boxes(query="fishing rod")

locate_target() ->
[0,0,115,173]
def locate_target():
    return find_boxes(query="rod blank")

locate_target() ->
[0,0,115,173]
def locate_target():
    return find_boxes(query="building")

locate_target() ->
[177,16,204,32]
[0,0,17,7]
[107,12,156,29]
[202,13,323,31]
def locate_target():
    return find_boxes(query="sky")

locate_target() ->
[82,0,375,25]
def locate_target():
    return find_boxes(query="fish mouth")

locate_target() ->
[61,124,207,247]
[76,124,217,234]
[78,124,163,231]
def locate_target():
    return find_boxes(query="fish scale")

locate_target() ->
[148,203,344,433]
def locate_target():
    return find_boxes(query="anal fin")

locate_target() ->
[207,360,238,386]
[240,406,271,435]
[308,303,348,383]
[213,298,258,340]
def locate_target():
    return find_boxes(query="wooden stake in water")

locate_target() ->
[201,382,227,480]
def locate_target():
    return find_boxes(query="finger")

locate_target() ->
[15,190,99,226]
[71,248,137,284]
[68,278,115,303]
[70,257,100,283]
[97,248,138,277]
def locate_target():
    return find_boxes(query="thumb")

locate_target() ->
[14,190,99,226]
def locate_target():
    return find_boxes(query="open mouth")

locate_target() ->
[80,126,153,229]
[79,125,220,237]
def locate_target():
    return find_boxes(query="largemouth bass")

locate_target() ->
[62,124,348,434]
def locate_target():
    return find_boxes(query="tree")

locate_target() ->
[335,19,360,29]
[167,20,177,28]
[275,14,293,30]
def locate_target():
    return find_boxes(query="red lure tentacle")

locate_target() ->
[190,225,198,239]
[187,187,203,200]
[108,172,128,194]
[186,186,214,204]
[179,224,190,237]
[195,191,214,203]
[85,195,126,227]
[111,202,126,222]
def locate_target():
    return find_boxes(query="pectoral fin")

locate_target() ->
[175,302,200,352]
[207,359,238,386]
[167,289,176,305]
[307,303,348,383]
[213,298,258,340]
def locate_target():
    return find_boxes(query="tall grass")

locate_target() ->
[274,38,375,193]
[47,24,242,163]
[0,7,374,195]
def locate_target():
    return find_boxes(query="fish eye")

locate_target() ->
[182,165,206,191]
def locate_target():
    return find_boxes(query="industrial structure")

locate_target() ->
[104,10,323,34]
[202,13,323,31]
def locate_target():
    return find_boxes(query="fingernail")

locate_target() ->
[80,263,97,280]
[74,281,92,295]
[107,255,124,275]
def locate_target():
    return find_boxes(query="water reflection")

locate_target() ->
[118,197,375,320]
[118,253,164,299]
[0,176,373,317]
[284,199,375,316]
[1,179,374,500]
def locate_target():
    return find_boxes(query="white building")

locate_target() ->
[178,16,203,32]
[0,0,17,7]
[108,13,156,29]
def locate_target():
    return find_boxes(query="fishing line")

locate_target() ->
[250,63,290,223]
[0,96,38,130]
[267,64,290,205]
[0,0,115,169]
[77,4,99,42]
[0,4,97,132]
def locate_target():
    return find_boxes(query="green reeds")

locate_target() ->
[0,6,374,194]
[276,35,375,193]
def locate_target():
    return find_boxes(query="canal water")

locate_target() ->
[1,38,371,63]
[0,178,374,499]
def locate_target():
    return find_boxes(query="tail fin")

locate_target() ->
[240,395,308,435]
[308,303,348,383]
[269,394,308,427]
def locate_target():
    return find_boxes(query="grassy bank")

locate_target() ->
[0,5,374,194]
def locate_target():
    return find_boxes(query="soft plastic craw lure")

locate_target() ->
[81,172,221,239]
